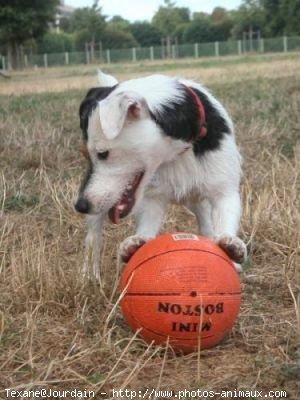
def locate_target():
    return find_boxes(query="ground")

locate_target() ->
[0,54,299,399]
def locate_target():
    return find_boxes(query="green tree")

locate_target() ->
[231,0,265,39]
[213,17,234,41]
[279,0,300,35]
[211,7,227,23]
[211,8,234,41]
[261,0,283,36]
[174,22,190,43]
[59,16,72,33]
[152,1,188,36]
[183,15,215,43]
[102,27,138,49]
[101,16,138,50]
[0,0,59,68]
[37,32,74,54]
[108,16,131,32]
[68,0,105,52]
[152,0,190,56]
[263,0,300,36]
[130,22,161,47]
[175,7,191,23]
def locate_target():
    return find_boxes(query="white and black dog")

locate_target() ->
[75,71,247,279]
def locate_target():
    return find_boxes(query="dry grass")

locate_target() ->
[1,53,300,95]
[0,54,299,398]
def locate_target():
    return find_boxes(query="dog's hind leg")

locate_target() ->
[82,214,105,281]
[120,197,168,263]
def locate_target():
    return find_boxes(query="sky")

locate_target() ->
[66,0,243,22]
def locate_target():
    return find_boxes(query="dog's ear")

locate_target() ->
[99,91,145,140]
[97,69,118,87]
[79,86,118,139]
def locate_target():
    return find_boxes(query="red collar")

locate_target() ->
[178,86,207,155]
[184,85,208,139]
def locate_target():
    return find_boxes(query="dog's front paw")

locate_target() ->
[81,237,101,282]
[215,235,247,265]
[80,228,103,282]
[120,235,153,263]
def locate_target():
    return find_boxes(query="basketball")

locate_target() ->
[120,233,241,353]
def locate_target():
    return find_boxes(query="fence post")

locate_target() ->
[194,43,199,58]
[172,44,176,59]
[85,43,90,64]
[215,41,219,57]
[65,52,69,65]
[150,46,154,61]
[106,49,111,64]
[238,40,242,55]
[259,38,264,53]
[2,56,6,70]
[24,54,28,68]
[132,48,136,62]
[43,53,48,68]
[161,39,165,59]
[283,36,288,52]
[99,41,103,60]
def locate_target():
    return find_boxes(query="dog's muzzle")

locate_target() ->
[74,197,90,214]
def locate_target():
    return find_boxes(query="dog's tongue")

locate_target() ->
[108,172,144,224]
[108,195,135,224]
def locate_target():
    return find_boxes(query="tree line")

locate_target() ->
[1,0,300,68]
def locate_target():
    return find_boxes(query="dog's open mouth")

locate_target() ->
[108,172,144,224]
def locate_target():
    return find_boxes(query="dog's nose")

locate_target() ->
[75,197,90,214]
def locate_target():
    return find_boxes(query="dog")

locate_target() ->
[75,71,247,280]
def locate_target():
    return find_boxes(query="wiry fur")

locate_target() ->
[75,71,247,280]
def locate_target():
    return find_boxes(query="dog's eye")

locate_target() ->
[97,151,109,160]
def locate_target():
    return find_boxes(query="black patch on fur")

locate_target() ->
[79,85,118,140]
[192,88,231,155]
[150,84,231,156]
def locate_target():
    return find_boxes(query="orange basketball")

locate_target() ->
[120,233,241,353]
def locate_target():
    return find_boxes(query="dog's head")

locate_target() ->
[74,72,188,223]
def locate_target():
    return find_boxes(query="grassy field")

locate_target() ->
[0,54,299,398]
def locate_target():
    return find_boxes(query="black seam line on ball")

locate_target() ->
[124,292,241,296]
[122,248,236,289]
